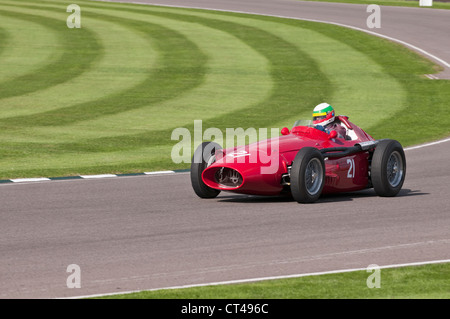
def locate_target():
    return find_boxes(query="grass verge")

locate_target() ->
[95,262,450,299]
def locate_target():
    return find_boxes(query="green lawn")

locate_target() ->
[97,262,450,299]
[0,0,448,179]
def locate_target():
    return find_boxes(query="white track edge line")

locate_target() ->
[80,174,118,179]
[65,258,450,299]
[10,177,51,183]
[404,137,450,151]
[144,170,176,175]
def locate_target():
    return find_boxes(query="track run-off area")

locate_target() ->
[0,0,449,298]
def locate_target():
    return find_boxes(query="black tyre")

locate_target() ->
[290,147,325,203]
[190,142,222,198]
[371,139,406,197]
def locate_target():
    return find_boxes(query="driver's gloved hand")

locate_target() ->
[315,125,326,132]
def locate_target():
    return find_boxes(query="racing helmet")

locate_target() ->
[312,103,335,126]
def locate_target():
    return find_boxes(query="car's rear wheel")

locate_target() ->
[371,139,406,197]
[290,147,325,203]
[190,142,222,198]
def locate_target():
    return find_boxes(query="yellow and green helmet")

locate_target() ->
[312,103,335,126]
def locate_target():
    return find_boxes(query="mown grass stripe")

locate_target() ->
[0,26,7,57]
[222,13,406,130]
[0,7,102,100]
[0,10,157,120]
[0,14,58,85]
[80,2,331,126]
[152,7,405,130]
[61,8,329,147]
[16,3,272,142]
[0,8,207,127]
[0,9,330,155]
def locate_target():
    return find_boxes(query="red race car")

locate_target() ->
[191,116,406,203]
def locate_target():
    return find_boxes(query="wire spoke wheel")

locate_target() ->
[291,147,325,203]
[305,158,323,196]
[371,139,406,197]
[387,151,404,188]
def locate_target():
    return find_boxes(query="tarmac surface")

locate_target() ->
[1,141,449,298]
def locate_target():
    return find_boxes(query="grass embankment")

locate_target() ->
[0,0,448,179]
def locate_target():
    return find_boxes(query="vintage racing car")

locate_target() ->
[190,116,406,203]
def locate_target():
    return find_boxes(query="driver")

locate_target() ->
[312,102,347,139]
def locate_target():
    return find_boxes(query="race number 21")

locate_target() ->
[347,158,355,178]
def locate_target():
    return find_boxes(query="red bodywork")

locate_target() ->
[202,116,375,196]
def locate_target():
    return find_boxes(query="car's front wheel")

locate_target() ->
[190,142,222,198]
[290,147,325,203]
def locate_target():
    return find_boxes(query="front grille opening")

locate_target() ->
[214,167,243,188]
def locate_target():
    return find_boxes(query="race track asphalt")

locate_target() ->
[0,0,449,298]
[1,142,449,298]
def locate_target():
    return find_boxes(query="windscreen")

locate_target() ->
[292,119,314,128]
